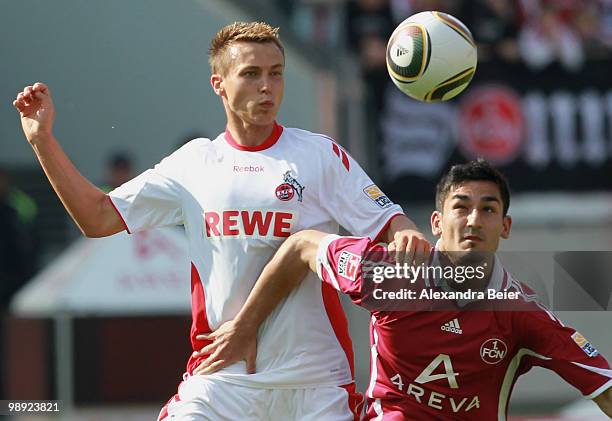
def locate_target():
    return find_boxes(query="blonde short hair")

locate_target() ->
[209,21,284,75]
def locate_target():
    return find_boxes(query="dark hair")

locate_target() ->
[435,159,511,215]
[108,153,132,169]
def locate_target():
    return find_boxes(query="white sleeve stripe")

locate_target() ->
[498,348,551,420]
[316,234,341,291]
[571,362,612,380]
[372,398,384,420]
[585,379,612,400]
[367,315,380,399]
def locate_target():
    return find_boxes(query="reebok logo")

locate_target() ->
[441,318,462,334]
[234,165,264,173]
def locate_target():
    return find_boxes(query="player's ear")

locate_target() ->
[210,74,225,97]
[500,214,512,239]
[431,211,443,237]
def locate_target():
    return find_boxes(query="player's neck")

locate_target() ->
[226,119,275,148]
[438,251,494,292]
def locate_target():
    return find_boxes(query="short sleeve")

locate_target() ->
[316,234,378,306]
[319,139,404,239]
[108,148,188,233]
[518,306,612,399]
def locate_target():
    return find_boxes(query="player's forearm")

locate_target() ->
[233,230,324,332]
[383,214,419,242]
[31,134,123,237]
[593,386,612,417]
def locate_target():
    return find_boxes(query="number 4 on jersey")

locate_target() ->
[415,353,459,389]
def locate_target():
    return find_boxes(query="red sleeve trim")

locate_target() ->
[340,150,350,171]
[332,142,340,157]
[107,195,131,234]
[373,212,404,243]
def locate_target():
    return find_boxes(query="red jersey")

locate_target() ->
[316,235,612,420]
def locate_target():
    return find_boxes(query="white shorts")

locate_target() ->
[158,374,362,421]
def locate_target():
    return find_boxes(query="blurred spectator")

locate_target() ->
[461,0,520,63]
[101,152,134,192]
[0,169,33,308]
[0,168,38,226]
[391,0,463,22]
[346,0,394,113]
[597,0,612,48]
[517,0,598,71]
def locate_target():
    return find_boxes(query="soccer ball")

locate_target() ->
[386,11,477,102]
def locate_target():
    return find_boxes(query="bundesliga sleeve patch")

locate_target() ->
[571,332,599,357]
[337,250,361,282]
[363,184,393,208]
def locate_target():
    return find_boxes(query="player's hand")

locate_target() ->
[388,229,431,268]
[192,320,257,375]
[13,82,56,145]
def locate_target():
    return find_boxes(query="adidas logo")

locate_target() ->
[441,318,463,334]
[396,46,409,57]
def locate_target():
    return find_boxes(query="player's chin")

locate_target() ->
[250,112,277,126]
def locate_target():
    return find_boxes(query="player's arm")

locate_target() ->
[382,214,430,266]
[516,302,612,415]
[13,83,124,238]
[192,230,327,374]
[593,386,612,417]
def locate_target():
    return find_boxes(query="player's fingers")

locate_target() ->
[13,98,25,112]
[33,82,49,94]
[405,237,417,268]
[17,91,31,106]
[246,344,257,374]
[23,86,34,101]
[246,354,256,374]
[417,240,432,267]
[196,332,215,341]
[193,349,224,375]
[196,359,228,375]
[395,235,408,265]
[197,341,219,356]
[192,341,218,358]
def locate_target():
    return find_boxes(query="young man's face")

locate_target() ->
[431,180,512,254]
[212,41,284,126]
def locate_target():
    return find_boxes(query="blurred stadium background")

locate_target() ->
[1,0,611,419]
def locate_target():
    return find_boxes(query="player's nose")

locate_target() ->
[466,209,483,227]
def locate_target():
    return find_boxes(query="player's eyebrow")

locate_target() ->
[239,65,261,71]
[480,196,501,204]
[239,63,284,72]
[451,194,470,201]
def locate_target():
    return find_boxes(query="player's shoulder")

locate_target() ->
[168,137,217,161]
[282,127,341,153]
[504,277,541,307]
[178,137,215,153]
[155,138,214,174]
[504,276,561,321]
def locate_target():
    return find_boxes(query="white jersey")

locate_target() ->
[109,122,403,388]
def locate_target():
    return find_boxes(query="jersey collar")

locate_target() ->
[430,241,509,307]
[224,121,283,152]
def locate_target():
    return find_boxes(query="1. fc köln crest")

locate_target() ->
[275,171,305,202]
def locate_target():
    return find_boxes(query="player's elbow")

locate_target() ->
[286,230,321,267]
[81,226,108,238]
[79,196,125,238]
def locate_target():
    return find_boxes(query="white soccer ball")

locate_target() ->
[386,11,477,102]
